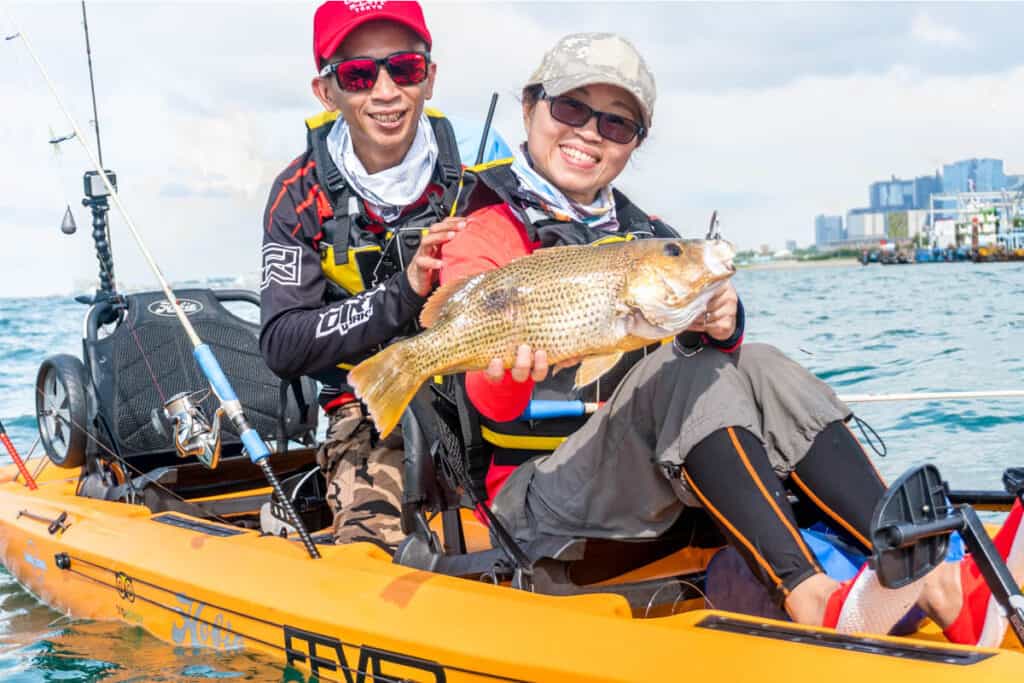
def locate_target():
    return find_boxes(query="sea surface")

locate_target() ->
[0,261,1022,680]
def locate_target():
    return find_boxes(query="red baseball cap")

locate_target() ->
[313,1,432,69]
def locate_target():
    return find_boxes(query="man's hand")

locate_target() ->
[686,282,738,341]
[406,217,466,297]
[482,344,583,384]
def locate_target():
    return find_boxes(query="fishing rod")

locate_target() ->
[80,0,103,166]
[474,92,499,166]
[4,7,320,559]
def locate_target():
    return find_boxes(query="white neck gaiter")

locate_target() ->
[326,113,438,223]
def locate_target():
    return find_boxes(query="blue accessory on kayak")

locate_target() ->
[519,400,592,420]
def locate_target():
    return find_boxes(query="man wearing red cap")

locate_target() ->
[259,1,507,552]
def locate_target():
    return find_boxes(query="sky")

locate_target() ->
[2,1,1024,298]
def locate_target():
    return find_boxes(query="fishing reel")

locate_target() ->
[159,391,223,469]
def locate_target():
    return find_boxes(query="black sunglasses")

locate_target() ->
[319,51,430,92]
[540,90,646,144]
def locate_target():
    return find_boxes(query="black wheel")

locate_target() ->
[35,354,89,468]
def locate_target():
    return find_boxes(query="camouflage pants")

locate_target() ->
[317,402,405,553]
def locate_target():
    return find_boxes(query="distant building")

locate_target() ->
[869,173,941,211]
[846,208,886,239]
[785,240,798,252]
[814,214,844,246]
[942,158,1007,194]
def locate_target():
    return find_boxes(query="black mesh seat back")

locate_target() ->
[90,289,316,462]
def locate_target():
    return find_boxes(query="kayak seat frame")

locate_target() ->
[394,381,724,614]
[43,288,319,501]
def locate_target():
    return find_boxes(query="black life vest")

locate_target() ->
[451,159,680,465]
[305,108,463,299]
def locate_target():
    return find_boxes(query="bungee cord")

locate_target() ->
[4,5,320,559]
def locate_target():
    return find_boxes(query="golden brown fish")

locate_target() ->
[349,238,736,436]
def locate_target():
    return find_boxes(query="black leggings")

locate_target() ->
[682,421,886,604]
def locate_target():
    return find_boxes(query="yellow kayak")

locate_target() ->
[1,457,1022,683]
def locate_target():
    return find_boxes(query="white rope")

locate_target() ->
[3,7,200,347]
[839,390,1024,404]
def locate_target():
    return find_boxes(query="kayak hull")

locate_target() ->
[0,463,1022,682]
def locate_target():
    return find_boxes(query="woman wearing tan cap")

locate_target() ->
[440,32,1024,646]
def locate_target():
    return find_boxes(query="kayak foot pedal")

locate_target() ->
[870,464,1024,647]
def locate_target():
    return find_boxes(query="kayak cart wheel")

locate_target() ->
[35,354,89,468]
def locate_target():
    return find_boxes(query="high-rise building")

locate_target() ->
[942,158,1007,194]
[870,177,914,210]
[870,173,942,211]
[913,173,942,208]
[814,214,844,246]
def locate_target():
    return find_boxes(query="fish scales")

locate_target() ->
[407,245,631,375]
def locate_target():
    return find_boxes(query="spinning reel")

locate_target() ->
[158,390,223,469]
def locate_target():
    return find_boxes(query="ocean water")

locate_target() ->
[0,261,1022,680]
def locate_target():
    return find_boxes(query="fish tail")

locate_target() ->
[348,339,427,438]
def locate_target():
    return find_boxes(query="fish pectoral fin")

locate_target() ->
[574,352,625,389]
[420,273,477,328]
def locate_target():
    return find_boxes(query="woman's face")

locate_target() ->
[523,83,642,205]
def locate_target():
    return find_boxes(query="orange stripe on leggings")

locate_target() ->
[683,470,788,595]
[727,427,821,571]
[842,422,887,487]
[789,471,872,550]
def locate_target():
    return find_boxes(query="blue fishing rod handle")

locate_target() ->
[240,429,270,463]
[520,400,586,421]
[193,344,239,403]
[193,344,270,462]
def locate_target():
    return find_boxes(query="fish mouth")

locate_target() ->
[704,239,736,278]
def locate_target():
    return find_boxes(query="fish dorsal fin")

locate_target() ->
[420,273,482,328]
[574,351,625,389]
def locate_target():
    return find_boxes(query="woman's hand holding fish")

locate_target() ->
[406,218,466,297]
[483,345,585,384]
[687,283,738,341]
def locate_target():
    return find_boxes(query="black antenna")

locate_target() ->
[80,1,103,166]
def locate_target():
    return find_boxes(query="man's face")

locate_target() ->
[312,21,436,173]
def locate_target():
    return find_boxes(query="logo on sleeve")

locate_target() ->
[315,285,385,338]
[261,244,302,290]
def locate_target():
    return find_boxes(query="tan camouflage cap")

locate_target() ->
[525,33,656,128]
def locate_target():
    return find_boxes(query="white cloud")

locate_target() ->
[911,11,968,47]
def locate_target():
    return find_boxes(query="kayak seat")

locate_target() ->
[394,382,725,615]
[40,289,318,499]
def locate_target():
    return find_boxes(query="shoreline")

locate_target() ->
[738,258,860,271]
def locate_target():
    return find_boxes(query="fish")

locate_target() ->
[348,238,736,437]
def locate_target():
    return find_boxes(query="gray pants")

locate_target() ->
[491,342,850,542]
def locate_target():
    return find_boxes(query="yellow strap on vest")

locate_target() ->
[306,110,340,131]
[480,425,567,452]
[466,157,513,174]
[320,244,381,295]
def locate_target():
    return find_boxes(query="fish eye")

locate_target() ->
[663,242,682,257]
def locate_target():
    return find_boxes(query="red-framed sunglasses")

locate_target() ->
[319,51,430,93]
[541,89,646,145]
